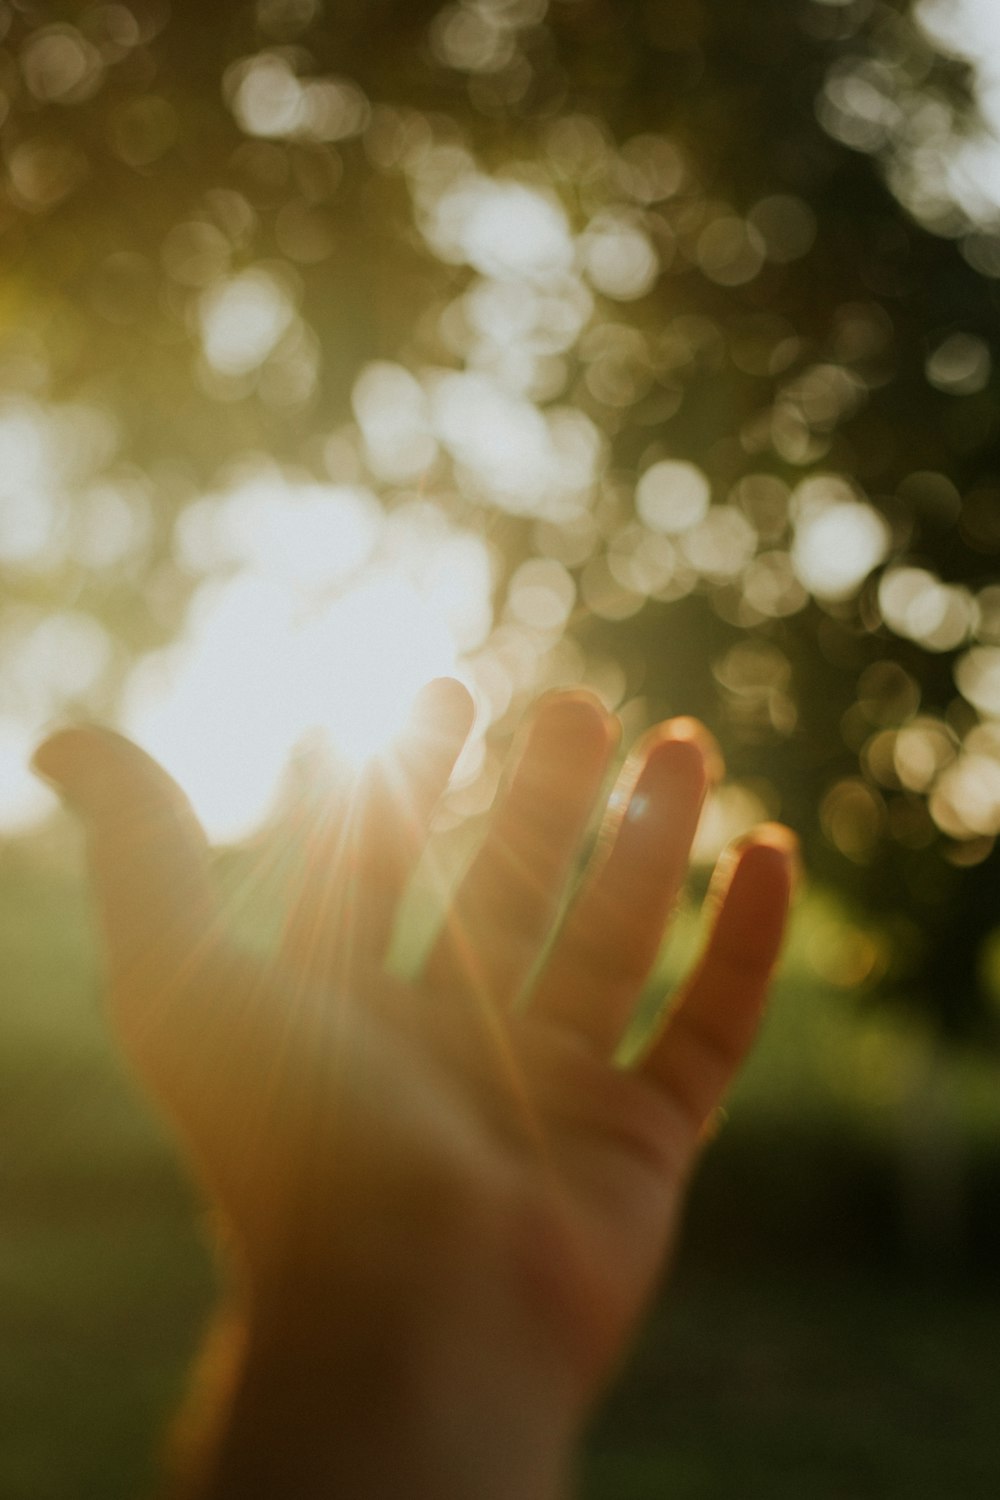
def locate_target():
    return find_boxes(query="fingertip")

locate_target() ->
[32,726,197,830]
[32,726,120,799]
[707,824,798,965]
[632,716,724,788]
[729,823,801,891]
[525,688,620,761]
[664,717,725,784]
[416,676,476,733]
[399,677,477,766]
[634,724,716,804]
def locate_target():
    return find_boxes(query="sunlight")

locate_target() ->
[0,718,58,834]
[122,572,462,841]
[916,0,1000,219]
[426,175,575,283]
[120,481,491,843]
[199,269,295,375]
[297,572,459,764]
[790,479,890,601]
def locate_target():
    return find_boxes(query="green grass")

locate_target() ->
[587,1268,1000,1499]
[3,837,1000,1496]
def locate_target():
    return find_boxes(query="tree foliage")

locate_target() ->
[3,0,1000,1034]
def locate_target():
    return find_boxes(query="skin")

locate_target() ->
[33,681,796,1500]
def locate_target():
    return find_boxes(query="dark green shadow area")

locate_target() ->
[4,847,1000,1497]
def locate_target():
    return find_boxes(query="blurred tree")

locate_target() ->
[2,0,1000,1037]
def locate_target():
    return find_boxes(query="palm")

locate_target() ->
[34,683,793,1408]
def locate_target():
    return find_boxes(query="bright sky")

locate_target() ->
[918,0,1000,217]
[9,15,1000,846]
[920,0,1000,78]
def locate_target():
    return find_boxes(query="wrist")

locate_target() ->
[198,1278,576,1500]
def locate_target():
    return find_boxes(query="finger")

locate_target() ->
[354,677,475,967]
[278,759,356,988]
[281,678,474,986]
[529,719,717,1055]
[640,825,797,1135]
[31,728,218,994]
[423,691,618,1015]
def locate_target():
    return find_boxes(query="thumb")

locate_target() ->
[32,729,218,993]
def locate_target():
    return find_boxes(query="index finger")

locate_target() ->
[639,825,797,1133]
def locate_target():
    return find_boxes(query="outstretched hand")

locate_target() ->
[34,684,795,1500]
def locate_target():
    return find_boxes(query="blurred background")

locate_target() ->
[4,0,1000,1493]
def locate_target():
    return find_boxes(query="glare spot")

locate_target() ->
[427,176,575,283]
[626,792,652,823]
[681,506,757,582]
[730,473,790,541]
[430,3,517,73]
[430,372,558,513]
[122,570,462,841]
[257,321,320,407]
[0,718,57,834]
[955,646,1000,717]
[0,487,58,567]
[0,404,68,566]
[636,460,711,534]
[506,558,575,632]
[608,525,678,597]
[229,52,305,137]
[352,362,437,482]
[0,609,112,736]
[21,25,104,104]
[581,213,660,300]
[300,78,370,141]
[7,137,87,209]
[779,364,863,435]
[741,551,808,617]
[227,52,370,144]
[296,573,459,763]
[199,270,295,375]
[925,332,992,394]
[791,480,890,600]
[976,584,1000,644]
[821,778,885,861]
[123,492,495,841]
[692,783,770,865]
[464,275,593,357]
[894,718,957,792]
[176,476,381,589]
[121,577,305,843]
[878,567,975,651]
[256,0,321,34]
[819,60,902,154]
[931,754,1000,838]
[916,0,1000,223]
[74,480,150,569]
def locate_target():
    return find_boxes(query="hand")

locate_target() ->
[33,683,795,1500]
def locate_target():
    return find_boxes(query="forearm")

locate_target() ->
[172,1289,576,1500]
